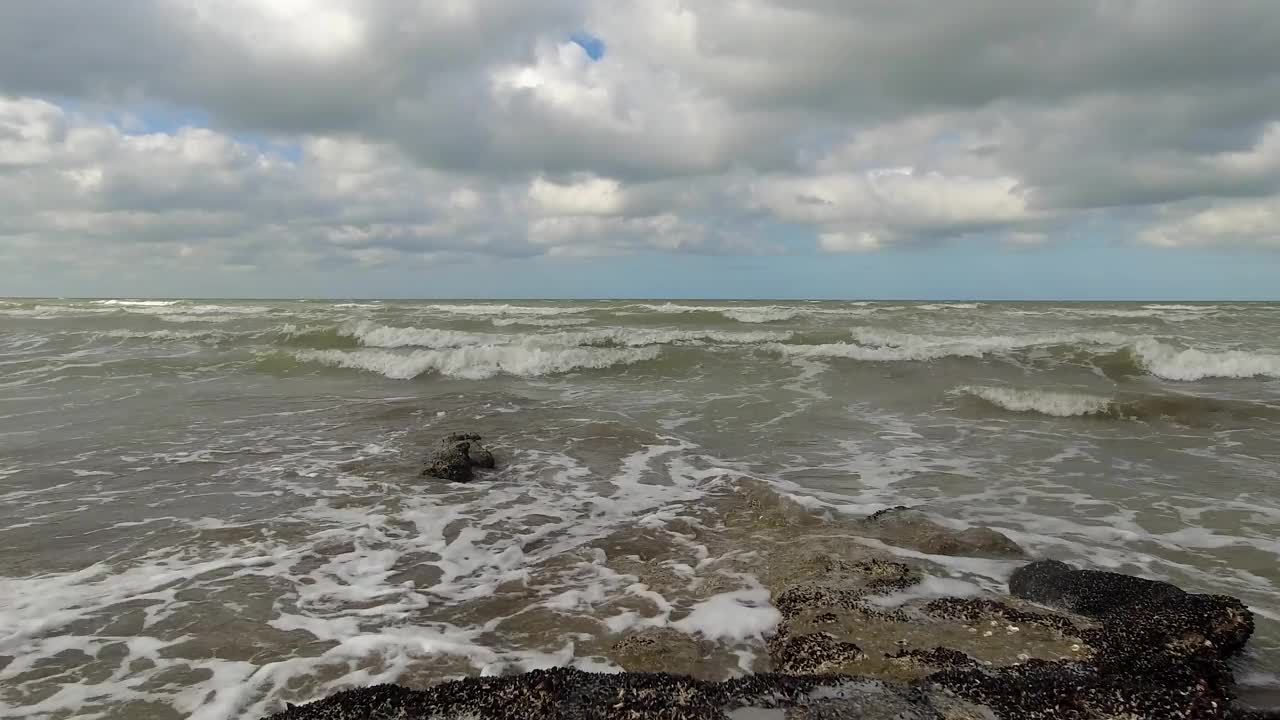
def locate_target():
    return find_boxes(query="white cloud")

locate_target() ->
[1141,200,1280,248]
[3,0,1280,290]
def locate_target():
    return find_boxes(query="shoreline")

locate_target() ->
[265,437,1279,719]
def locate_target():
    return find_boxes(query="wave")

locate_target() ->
[954,384,1280,425]
[93,299,182,307]
[341,321,503,349]
[284,321,791,351]
[98,329,226,342]
[132,304,270,316]
[769,331,1280,384]
[1131,339,1280,381]
[954,386,1115,417]
[630,303,875,324]
[422,304,590,317]
[721,308,808,323]
[539,328,793,348]
[291,346,661,380]
[917,303,981,310]
[491,318,592,328]
[154,313,242,324]
[769,330,1132,362]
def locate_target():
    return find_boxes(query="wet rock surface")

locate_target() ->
[263,504,1270,720]
[862,506,1026,559]
[609,628,712,676]
[422,433,497,482]
[264,668,976,720]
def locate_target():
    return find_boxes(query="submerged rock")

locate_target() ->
[422,433,497,482]
[609,628,711,675]
[862,506,1026,559]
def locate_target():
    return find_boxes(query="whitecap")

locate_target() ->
[422,304,590,317]
[1132,339,1280,381]
[954,385,1115,417]
[491,318,592,328]
[292,345,661,379]
[341,320,504,349]
[93,299,183,307]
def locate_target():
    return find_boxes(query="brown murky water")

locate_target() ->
[2,299,1278,718]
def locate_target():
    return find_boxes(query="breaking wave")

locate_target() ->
[283,321,793,352]
[491,318,592,328]
[291,346,662,380]
[954,384,1280,425]
[93,299,183,307]
[342,321,503,349]
[632,303,877,323]
[422,304,591,317]
[768,330,1132,362]
[1131,339,1280,381]
[954,386,1115,417]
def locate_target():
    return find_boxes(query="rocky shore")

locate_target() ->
[264,434,1278,720]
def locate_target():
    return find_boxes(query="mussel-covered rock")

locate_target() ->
[422,433,498,482]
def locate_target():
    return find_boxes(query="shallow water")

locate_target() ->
[1,298,1278,718]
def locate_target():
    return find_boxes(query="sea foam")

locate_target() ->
[293,345,662,379]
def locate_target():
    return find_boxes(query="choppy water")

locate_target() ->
[2,298,1279,718]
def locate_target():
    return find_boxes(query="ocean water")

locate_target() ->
[1,298,1278,718]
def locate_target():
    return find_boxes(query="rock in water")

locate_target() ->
[422,433,498,482]
[862,506,1026,559]
[1009,559,1254,657]
[923,559,1259,719]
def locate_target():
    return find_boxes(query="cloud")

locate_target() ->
[3,0,1280,293]
[1140,199,1280,248]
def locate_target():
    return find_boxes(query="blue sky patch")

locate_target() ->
[570,31,606,61]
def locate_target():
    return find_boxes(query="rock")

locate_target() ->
[768,632,867,674]
[1009,559,1254,658]
[609,628,709,675]
[422,445,473,482]
[262,667,959,720]
[919,559,1261,719]
[423,433,497,482]
[862,506,1025,559]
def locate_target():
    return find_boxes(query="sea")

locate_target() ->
[2,298,1278,719]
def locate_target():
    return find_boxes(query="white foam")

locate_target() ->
[342,320,503,349]
[767,330,1131,363]
[954,385,1115,417]
[93,299,182,307]
[538,328,793,347]
[721,307,807,323]
[340,322,788,350]
[293,345,661,379]
[422,303,589,317]
[918,303,981,310]
[491,318,592,328]
[671,588,780,643]
[1132,339,1280,381]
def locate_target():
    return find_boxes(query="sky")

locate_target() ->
[2,1,1280,300]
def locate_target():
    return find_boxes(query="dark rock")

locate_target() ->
[422,445,473,482]
[916,559,1263,719]
[769,632,867,674]
[423,433,498,482]
[263,667,958,720]
[1010,559,1254,658]
[862,506,1026,559]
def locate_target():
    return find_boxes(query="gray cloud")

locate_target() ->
[2,0,1280,279]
